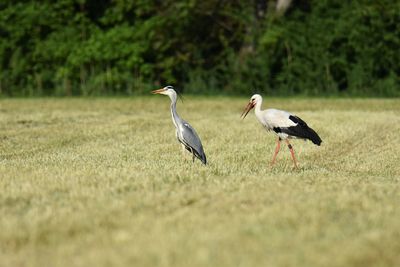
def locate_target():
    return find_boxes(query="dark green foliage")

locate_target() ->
[0,0,399,96]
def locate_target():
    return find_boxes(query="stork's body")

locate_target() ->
[152,86,207,165]
[241,94,322,168]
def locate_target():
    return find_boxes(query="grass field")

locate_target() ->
[1,97,399,267]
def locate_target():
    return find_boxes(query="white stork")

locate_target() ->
[241,94,322,168]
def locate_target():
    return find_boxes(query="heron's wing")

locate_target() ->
[179,121,207,164]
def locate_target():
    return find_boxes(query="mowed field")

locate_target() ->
[1,97,399,267]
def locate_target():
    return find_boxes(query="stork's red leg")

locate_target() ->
[271,138,281,165]
[285,140,298,168]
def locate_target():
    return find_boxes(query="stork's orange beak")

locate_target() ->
[151,88,166,94]
[241,101,255,119]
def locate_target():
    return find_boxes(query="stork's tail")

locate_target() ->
[306,127,322,146]
[287,115,322,146]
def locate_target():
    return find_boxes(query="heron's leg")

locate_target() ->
[285,140,298,168]
[271,137,281,165]
[181,144,190,161]
[181,144,186,156]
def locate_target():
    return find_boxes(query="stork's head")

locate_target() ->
[241,94,262,119]
[151,85,176,96]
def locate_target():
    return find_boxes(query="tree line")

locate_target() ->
[0,0,399,96]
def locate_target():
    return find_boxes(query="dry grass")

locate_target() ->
[0,97,399,267]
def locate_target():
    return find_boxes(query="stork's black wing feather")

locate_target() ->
[278,115,322,145]
[288,115,306,126]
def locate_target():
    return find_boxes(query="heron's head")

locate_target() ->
[241,94,262,119]
[151,85,176,96]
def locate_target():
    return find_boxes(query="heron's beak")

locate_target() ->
[241,101,255,119]
[151,88,166,94]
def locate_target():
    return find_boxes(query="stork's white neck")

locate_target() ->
[254,97,263,119]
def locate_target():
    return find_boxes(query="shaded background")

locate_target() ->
[0,0,399,96]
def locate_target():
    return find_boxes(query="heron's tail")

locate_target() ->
[200,153,207,165]
[194,149,207,165]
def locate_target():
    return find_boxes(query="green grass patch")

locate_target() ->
[1,97,399,267]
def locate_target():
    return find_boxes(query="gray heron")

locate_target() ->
[152,86,207,165]
[241,94,322,168]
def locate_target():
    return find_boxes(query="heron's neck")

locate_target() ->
[169,94,181,128]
